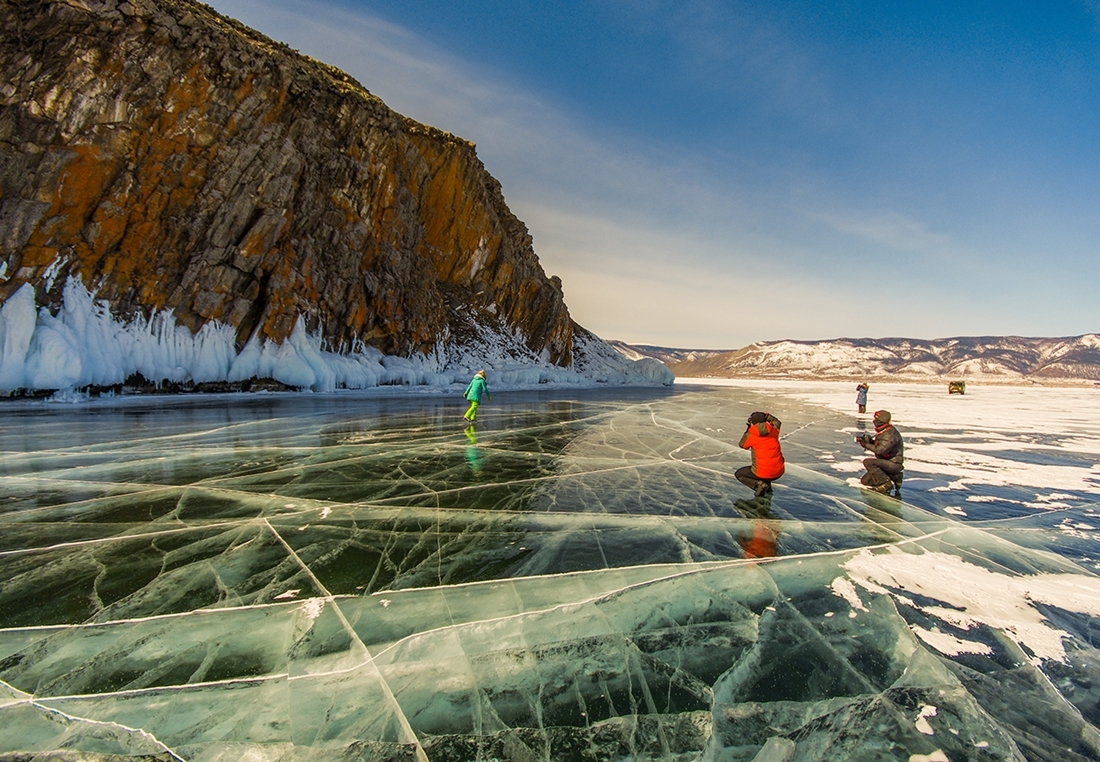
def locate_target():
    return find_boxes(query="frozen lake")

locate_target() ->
[1,380,1098,761]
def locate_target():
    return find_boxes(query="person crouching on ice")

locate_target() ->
[463,370,491,422]
[856,410,904,494]
[737,412,785,497]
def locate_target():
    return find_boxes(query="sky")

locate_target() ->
[205,0,1100,349]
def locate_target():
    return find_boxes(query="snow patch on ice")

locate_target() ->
[829,575,867,611]
[300,598,325,621]
[909,751,949,762]
[911,626,992,656]
[915,704,937,735]
[831,459,866,474]
[908,441,1094,492]
[845,548,1100,663]
[1060,521,1096,538]
[1025,500,1072,510]
[929,484,967,493]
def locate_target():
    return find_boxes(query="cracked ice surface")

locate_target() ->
[0,382,1098,761]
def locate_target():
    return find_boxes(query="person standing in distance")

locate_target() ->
[737,412,785,497]
[463,370,491,422]
[856,410,904,494]
[855,382,869,414]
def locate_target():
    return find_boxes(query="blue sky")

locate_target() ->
[207,0,1099,348]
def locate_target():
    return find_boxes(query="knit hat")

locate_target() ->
[873,410,891,424]
[748,412,768,425]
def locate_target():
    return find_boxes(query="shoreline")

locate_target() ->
[0,378,681,411]
[2,373,1096,410]
[674,375,1100,389]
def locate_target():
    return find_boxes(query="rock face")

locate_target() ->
[0,0,574,372]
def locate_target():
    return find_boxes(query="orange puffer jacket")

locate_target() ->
[741,421,785,479]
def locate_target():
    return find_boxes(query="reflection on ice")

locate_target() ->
[1,383,1098,760]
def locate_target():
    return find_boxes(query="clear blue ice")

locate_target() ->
[0,383,1097,761]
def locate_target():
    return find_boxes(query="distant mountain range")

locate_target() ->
[611,335,1100,384]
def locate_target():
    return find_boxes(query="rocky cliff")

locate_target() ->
[0,0,631,393]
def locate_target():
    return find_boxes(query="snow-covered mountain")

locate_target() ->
[611,335,1100,384]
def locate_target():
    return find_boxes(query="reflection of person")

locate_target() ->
[736,412,785,497]
[734,496,780,558]
[739,520,780,558]
[464,424,483,473]
[463,370,491,422]
[855,383,869,414]
[856,410,904,494]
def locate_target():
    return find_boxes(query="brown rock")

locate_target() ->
[0,0,575,367]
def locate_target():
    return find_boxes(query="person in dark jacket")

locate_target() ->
[737,411,785,497]
[856,410,904,494]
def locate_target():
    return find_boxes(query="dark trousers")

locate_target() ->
[861,458,903,488]
[736,465,773,491]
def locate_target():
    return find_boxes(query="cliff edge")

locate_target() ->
[0,0,672,393]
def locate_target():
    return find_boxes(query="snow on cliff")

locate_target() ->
[0,280,673,395]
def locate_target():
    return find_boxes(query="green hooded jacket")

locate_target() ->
[464,375,489,402]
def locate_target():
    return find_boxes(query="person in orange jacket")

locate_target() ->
[737,411,785,497]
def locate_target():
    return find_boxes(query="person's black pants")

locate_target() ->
[736,465,773,492]
[861,458,903,488]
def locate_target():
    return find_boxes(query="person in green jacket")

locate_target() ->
[463,370,491,422]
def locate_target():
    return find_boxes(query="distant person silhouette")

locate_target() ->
[463,370,491,422]
[856,410,904,494]
[736,412,785,497]
[856,382,869,413]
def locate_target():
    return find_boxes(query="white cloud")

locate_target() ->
[805,209,953,253]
